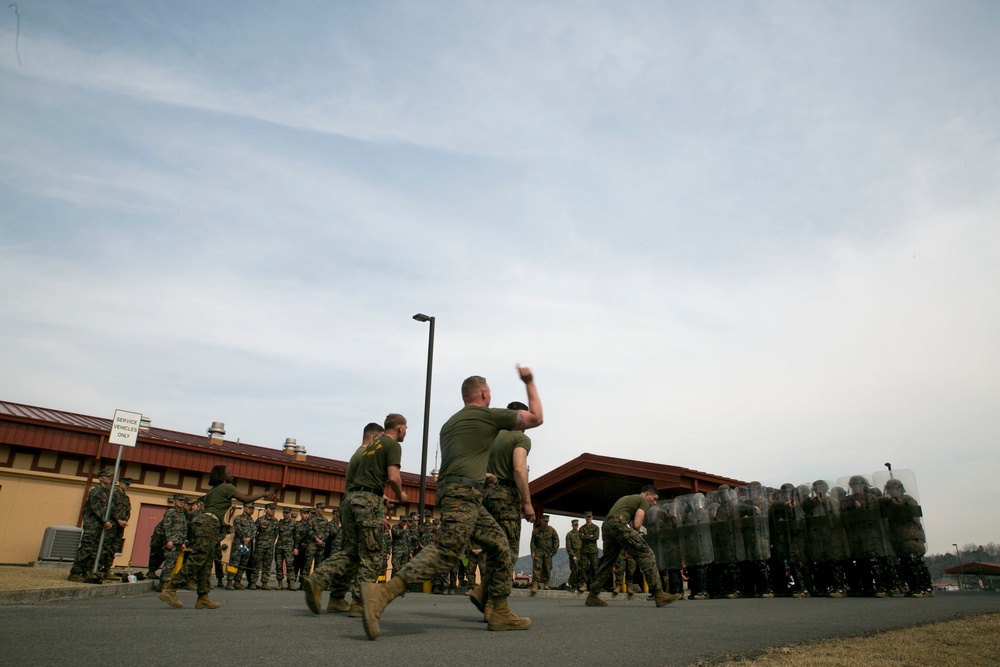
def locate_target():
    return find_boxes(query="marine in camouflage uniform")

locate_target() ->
[466,537,485,585]
[227,503,257,589]
[159,494,189,585]
[840,475,891,597]
[251,503,280,589]
[769,483,810,598]
[300,506,325,578]
[880,478,932,597]
[69,468,114,581]
[103,477,132,576]
[802,480,848,597]
[390,516,411,577]
[481,399,535,613]
[585,486,679,608]
[275,507,297,589]
[565,520,582,589]
[292,508,311,586]
[305,416,407,617]
[147,516,166,580]
[578,511,600,591]
[360,369,543,639]
[530,515,559,592]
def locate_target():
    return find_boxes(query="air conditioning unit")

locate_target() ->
[38,526,83,561]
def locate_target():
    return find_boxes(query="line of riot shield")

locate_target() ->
[768,483,810,597]
[738,482,773,597]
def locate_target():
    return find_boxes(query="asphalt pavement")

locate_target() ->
[3,587,999,667]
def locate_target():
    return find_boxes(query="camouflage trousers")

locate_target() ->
[567,554,581,587]
[397,481,512,599]
[253,544,276,585]
[161,546,182,580]
[309,491,385,599]
[390,550,409,578]
[228,539,253,583]
[300,543,321,579]
[532,552,553,584]
[275,545,295,582]
[591,516,662,595]
[482,485,522,571]
[580,548,599,586]
[466,551,485,583]
[169,514,220,596]
[70,521,108,576]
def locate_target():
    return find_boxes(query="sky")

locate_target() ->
[1,1,998,561]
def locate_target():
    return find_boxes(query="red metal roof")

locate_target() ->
[0,399,431,492]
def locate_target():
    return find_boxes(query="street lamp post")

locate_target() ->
[954,543,963,591]
[413,313,435,526]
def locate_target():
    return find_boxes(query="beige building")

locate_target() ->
[0,400,435,568]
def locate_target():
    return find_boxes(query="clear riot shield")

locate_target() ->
[710,486,745,565]
[738,483,771,561]
[872,469,926,558]
[770,483,808,564]
[652,498,684,570]
[803,479,848,563]
[836,474,889,559]
[678,493,714,567]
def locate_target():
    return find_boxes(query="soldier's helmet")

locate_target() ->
[281,507,291,514]
[812,480,829,495]
[884,478,906,495]
[780,483,795,499]
[848,475,868,489]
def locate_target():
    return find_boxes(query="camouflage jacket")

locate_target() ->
[276,517,297,550]
[111,488,131,523]
[83,484,111,528]
[232,513,257,542]
[565,529,582,558]
[579,523,600,553]
[530,525,559,556]
[162,507,188,545]
[254,514,280,549]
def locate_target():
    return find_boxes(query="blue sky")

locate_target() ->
[2,1,998,559]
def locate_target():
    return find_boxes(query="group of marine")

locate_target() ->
[640,473,934,601]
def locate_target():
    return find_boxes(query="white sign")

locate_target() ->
[109,409,143,448]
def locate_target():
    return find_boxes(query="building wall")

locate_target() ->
[0,459,84,564]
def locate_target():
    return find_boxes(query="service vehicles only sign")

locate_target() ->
[110,409,143,447]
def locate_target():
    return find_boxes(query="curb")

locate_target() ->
[0,580,157,606]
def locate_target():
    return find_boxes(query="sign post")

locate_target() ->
[91,409,146,577]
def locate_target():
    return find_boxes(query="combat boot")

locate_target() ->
[260,582,271,591]
[248,582,258,590]
[327,596,350,613]
[585,592,608,606]
[195,595,220,609]
[359,576,407,641]
[347,601,363,618]
[159,586,183,608]
[482,599,494,623]
[233,581,245,590]
[653,591,682,607]
[486,597,531,631]
[67,574,85,583]
[226,581,235,591]
[287,580,298,592]
[302,576,323,614]
[276,580,284,590]
[530,581,538,596]
[467,583,487,613]
[185,581,197,591]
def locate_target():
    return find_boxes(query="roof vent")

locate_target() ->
[283,438,297,456]
[208,422,225,446]
[294,443,307,462]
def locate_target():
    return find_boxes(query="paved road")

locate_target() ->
[3,589,999,666]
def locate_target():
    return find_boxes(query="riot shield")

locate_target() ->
[738,483,771,561]
[873,469,926,558]
[710,486,745,565]
[836,474,889,559]
[678,493,714,567]
[649,498,683,570]
[770,483,808,564]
